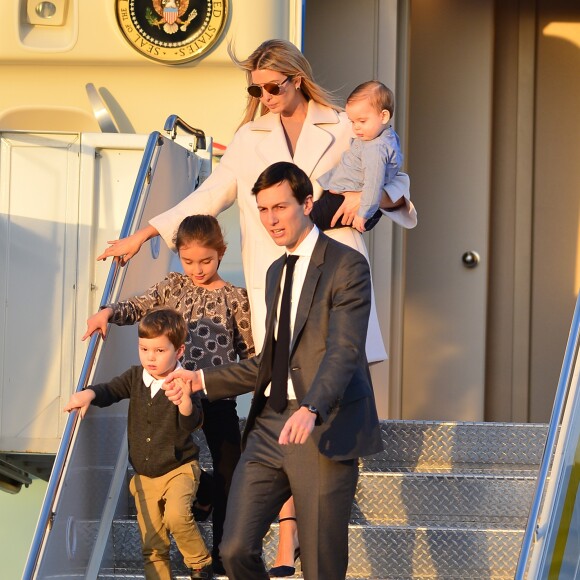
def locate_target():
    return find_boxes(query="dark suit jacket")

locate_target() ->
[203,232,383,461]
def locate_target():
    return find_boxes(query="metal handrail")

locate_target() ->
[22,130,162,580]
[515,292,580,578]
[164,114,206,150]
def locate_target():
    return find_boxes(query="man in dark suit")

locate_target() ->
[164,161,383,580]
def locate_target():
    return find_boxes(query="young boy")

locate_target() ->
[64,307,213,580]
[312,80,405,233]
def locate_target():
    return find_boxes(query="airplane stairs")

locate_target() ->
[95,419,547,579]
[21,113,560,578]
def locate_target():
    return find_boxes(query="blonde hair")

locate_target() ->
[228,39,341,127]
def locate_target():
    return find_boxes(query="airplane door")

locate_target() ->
[402,0,493,421]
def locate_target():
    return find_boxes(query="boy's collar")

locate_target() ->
[142,360,183,386]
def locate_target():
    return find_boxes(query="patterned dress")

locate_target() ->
[107,272,255,376]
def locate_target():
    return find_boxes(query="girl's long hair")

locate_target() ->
[173,215,227,257]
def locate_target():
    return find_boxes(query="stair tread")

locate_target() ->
[359,469,538,478]
[87,420,545,579]
[111,516,527,531]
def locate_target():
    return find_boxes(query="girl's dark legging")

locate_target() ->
[196,398,242,561]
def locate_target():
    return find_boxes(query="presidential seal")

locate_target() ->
[116,0,228,64]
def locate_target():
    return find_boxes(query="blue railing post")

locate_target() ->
[515,292,580,578]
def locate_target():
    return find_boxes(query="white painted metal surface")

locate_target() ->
[0,131,200,456]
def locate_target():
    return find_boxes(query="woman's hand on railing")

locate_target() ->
[82,308,113,341]
[63,389,96,419]
[96,224,159,265]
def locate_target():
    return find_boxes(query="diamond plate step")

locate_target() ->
[195,420,548,472]
[118,470,536,527]
[97,519,523,579]
[362,421,547,472]
[93,420,546,578]
[353,472,536,526]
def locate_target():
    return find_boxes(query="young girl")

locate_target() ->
[84,214,255,576]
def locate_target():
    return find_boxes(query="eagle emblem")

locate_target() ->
[147,0,197,34]
[115,0,228,64]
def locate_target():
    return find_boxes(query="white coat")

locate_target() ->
[150,100,417,362]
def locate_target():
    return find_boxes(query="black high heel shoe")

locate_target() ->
[268,517,300,578]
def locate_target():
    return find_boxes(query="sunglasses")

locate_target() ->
[247,76,291,98]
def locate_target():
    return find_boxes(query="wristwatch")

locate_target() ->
[301,404,319,416]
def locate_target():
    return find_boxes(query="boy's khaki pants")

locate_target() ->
[129,461,212,579]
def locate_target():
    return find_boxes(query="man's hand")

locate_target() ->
[279,407,316,445]
[163,377,194,415]
[330,190,362,227]
[82,308,113,341]
[164,368,203,395]
[63,389,96,419]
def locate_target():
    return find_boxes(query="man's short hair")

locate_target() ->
[251,161,313,205]
[138,308,187,350]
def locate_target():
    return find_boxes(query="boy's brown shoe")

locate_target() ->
[190,563,214,579]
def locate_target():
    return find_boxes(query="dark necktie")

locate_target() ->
[269,254,299,413]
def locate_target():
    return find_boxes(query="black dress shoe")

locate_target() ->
[190,563,214,579]
[211,557,226,575]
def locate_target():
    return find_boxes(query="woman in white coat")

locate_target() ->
[98,39,415,361]
[97,38,416,576]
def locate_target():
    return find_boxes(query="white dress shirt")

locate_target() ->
[200,226,320,402]
[265,225,319,400]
